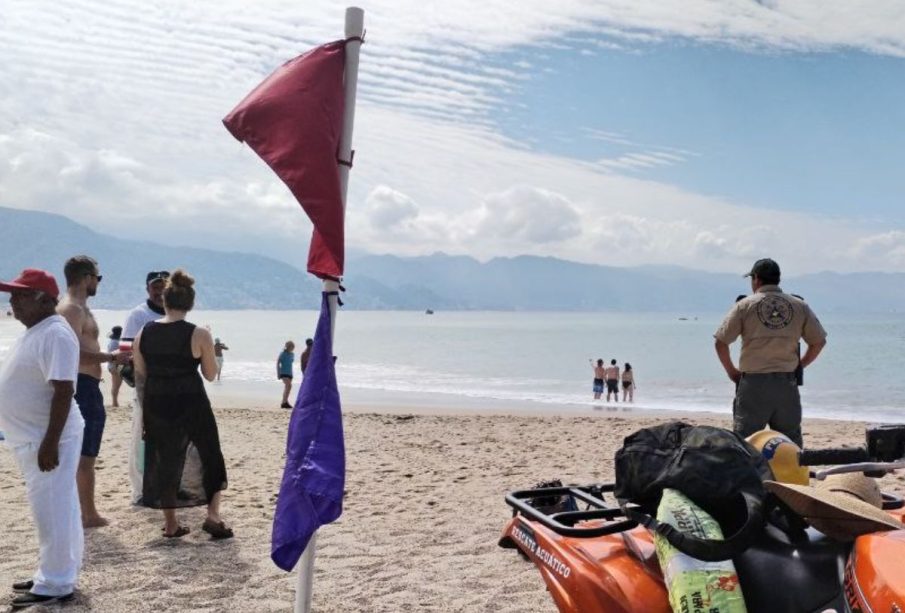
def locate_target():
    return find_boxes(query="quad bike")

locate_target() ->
[499,424,905,613]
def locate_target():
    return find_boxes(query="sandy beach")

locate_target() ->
[1,392,903,612]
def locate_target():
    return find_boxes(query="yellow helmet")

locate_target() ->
[746,429,809,485]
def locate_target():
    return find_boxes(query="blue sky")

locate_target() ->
[1,1,904,274]
[497,42,905,222]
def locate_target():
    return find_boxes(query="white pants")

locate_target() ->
[129,392,144,504]
[13,434,84,597]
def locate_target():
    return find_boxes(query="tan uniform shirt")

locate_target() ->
[714,285,827,373]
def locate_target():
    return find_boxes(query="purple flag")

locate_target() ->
[271,292,345,571]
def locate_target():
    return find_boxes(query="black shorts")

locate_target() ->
[622,381,633,390]
[606,379,619,393]
[75,373,106,457]
[279,374,293,381]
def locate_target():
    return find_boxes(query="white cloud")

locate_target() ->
[365,185,420,229]
[1,0,903,273]
[848,231,905,268]
[473,185,582,244]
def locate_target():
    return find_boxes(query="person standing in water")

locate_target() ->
[604,359,620,402]
[621,363,635,403]
[589,358,605,400]
[213,337,229,381]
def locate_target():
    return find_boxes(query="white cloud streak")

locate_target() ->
[1,0,903,273]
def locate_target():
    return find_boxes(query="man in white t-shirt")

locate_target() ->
[121,270,169,504]
[0,269,85,609]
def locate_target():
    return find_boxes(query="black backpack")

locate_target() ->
[614,421,773,561]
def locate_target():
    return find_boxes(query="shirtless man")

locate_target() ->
[589,358,606,400]
[604,359,620,402]
[58,256,127,528]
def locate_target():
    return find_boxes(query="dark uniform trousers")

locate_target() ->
[733,372,802,448]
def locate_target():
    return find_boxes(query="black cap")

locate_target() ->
[146,271,170,287]
[744,258,780,282]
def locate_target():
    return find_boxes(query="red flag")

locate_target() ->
[224,41,346,279]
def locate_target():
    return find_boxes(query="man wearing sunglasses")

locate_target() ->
[58,256,127,529]
[121,269,170,504]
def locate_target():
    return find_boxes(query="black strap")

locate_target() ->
[621,490,767,561]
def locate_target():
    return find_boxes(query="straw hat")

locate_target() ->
[765,473,903,541]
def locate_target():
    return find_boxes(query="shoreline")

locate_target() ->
[200,379,877,426]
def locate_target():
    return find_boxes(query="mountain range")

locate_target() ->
[1,206,903,312]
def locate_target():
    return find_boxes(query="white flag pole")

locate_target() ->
[295,7,363,613]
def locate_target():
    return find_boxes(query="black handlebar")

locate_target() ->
[798,447,869,466]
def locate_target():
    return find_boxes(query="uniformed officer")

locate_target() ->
[714,258,827,447]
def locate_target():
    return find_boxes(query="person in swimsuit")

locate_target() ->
[277,341,295,409]
[604,359,620,402]
[57,256,128,528]
[590,358,605,400]
[621,363,635,403]
[132,269,232,539]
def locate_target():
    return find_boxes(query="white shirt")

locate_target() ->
[0,315,84,445]
[122,301,162,341]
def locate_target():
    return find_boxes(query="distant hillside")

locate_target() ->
[0,206,322,309]
[3,206,904,312]
[345,253,905,313]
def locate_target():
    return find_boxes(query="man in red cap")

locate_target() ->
[0,269,84,608]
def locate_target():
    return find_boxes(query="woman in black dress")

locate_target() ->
[132,269,232,539]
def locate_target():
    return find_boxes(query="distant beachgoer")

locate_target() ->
[300,338,313,375]
[0,269,84,608]
[589,358,605,400]
[621,363,635,402]
[132,269,232,539]
[213,337,229,381]
[604,359,620,402]
[122,270,169,504]
[714,258,827,447]
[58,255,127,528]
[106,326,123,407]
[278,341,296,409]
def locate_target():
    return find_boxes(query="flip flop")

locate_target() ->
[163,526,190,538]
[202,519,234,539]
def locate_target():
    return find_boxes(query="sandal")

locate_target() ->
[202,519,234,539]
[163,526,190,538]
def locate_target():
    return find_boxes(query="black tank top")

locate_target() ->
[140,320,204,394]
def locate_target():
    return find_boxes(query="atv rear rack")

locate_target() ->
[505,482,638,538]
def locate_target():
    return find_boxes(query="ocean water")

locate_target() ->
[1,309,904,422]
